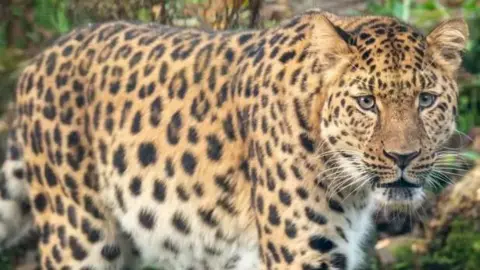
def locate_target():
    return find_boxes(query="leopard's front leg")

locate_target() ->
[249,153,373,270]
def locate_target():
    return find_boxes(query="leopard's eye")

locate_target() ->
[356,95,376,110]
[419,92,437,109]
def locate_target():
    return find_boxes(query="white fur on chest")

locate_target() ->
[342,196,376,270]
[140,234,259,270]
[114,199,260,270]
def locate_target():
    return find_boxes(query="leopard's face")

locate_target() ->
[316,17,467,207]
[321,69,458,207]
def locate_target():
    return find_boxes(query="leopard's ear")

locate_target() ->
[427,18,469,76]
[307,13,353,75]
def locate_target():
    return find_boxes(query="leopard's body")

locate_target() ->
[1,9,468,270]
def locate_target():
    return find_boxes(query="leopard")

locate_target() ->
[0,103,39,267]
[7,9,468,270]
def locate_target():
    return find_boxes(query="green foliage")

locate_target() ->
[387,219,480,270]
[423,219,480,270]
[0,0,80,114]
[457,1,480,134]
[462,0,480,74]
[137,8,154,22]
[34,0,71,33]
[392,245,416,270]
[457,77,480,134]
[366,0,414,21]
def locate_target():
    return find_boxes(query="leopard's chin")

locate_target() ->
[372,186,425,210]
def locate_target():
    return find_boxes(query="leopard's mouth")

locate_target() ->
[372,177,425,206]
[377,178,422,189]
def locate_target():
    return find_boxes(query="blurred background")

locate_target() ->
[0,0,479,269]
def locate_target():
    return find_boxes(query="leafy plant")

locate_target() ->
[386,219,480,270]
[34,0,71,33]
[422,219,480,270]
[366,0,413,21]
[462,0,480,74]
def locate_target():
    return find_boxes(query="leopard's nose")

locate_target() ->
[383,150,421,170]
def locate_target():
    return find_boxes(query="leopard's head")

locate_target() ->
[308,13,468,207]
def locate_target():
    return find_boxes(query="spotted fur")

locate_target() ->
[0,104,36,251]
[7,10,468,270]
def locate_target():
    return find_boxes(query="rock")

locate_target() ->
[469,127,480,152]
[427,160,480,241]
[434,160,480,216]
[375,236,425,269]
[417,160,480,269]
